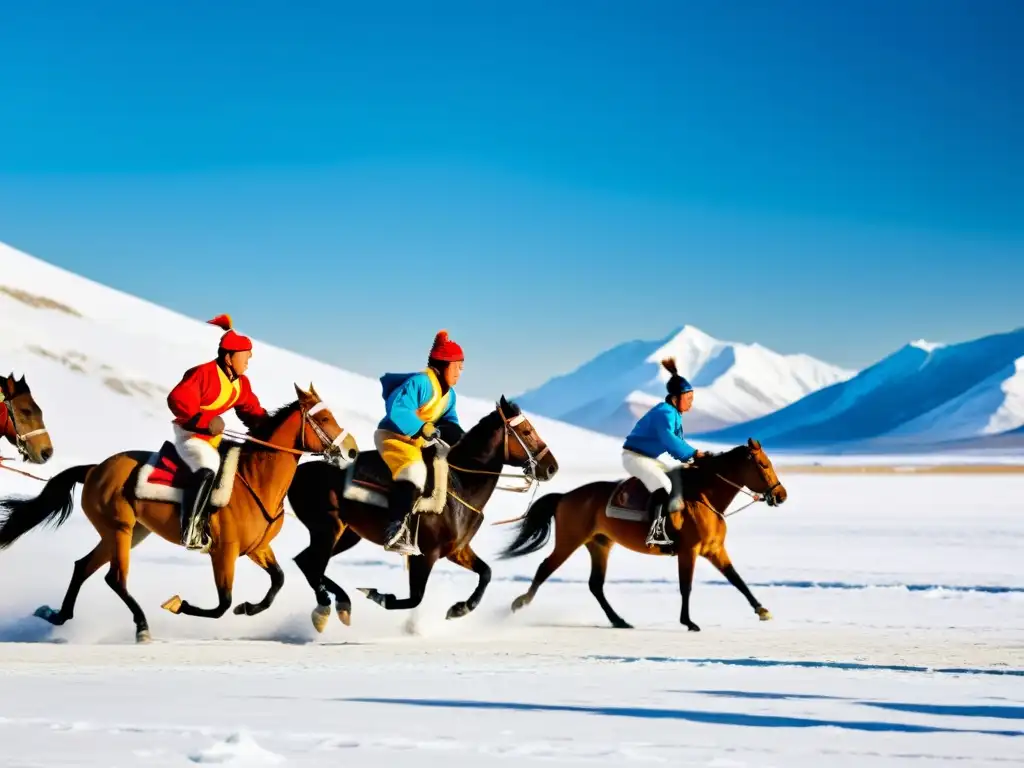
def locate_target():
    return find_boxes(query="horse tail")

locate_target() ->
[500,492,563,559]
[0,464,93,549]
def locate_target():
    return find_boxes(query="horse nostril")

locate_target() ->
[546,464,558,479]
[40,447,53,462]
[348,448,357,460]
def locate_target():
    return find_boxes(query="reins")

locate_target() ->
[0,455,48,482]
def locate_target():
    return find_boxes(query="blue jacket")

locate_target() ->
[623,401,697,462]
[377,370,460,437]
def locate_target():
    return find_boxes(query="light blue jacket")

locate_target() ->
[622,401,697,462]
[377,371,460,437]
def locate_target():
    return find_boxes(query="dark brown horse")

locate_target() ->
[0,384,358,642]
[287,396,560,631]
[500,439,787,631]
[1,373,54,465]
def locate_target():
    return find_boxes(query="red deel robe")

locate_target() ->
[167,360,267,443]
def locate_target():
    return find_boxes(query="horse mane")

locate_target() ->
[244,399,302,450]
[682,444,748,483]
[449,399,521,468]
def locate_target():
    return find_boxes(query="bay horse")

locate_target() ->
[500,438,787,631]
[0,383,358,642]
[286,396,559,631]
[1,373,54,465]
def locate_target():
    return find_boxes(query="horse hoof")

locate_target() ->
[511,594,530,613]
[357,588,386,607]
[446,602,470,620]
[612,620,633,629]
[161,596,183,614]
[34,605,61,624]
[756,607,772,621]
[337,607,351,626]
[684,621,701,632]
[232,603,255,616]
[136,629,152,644]
[311,605,331,634]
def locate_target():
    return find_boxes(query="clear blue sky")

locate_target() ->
[1,1,1021,397]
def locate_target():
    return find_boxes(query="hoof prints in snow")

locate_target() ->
[189,731,285,764]
[586,655,1024,677]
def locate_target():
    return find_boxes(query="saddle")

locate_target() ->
[134,440,241,508]
[606,465,688,522]
[341,442,451,514]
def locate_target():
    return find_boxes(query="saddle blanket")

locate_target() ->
[605,476,653,521]
[340,449,450,514]
[135,440,241,507]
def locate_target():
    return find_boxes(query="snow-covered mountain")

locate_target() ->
[700,329,1024,452]
[0,239,624,473]
[516,325,854,437]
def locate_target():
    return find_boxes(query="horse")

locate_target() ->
[1,373,54,465]
[500,438,787,631]
[0,383,358,642]
[286,395,560,631]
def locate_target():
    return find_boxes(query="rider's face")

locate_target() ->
[444,360,463,388]
[676,391,694,413]
[227,350,252,376]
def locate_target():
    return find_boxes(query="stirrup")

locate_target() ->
[384,515,421,556]
[645,516,671,547]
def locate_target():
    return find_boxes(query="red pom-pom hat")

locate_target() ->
[429,330,464,362]
[208,314,253,353]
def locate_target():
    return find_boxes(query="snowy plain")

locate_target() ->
[0,467,1021,767]
[0,240,1022,766]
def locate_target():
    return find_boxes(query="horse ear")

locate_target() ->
[293,382,310,400]
[747,437,761,451]
[499,394,510,410]
[309,382,321,400]
[1,374,13,396]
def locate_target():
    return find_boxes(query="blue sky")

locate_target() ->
[1,1,1021,397]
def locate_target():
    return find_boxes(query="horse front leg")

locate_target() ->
[359,551,437,611]
[233,546,285,616]
[705,546,771,621]
[678,544,700,631]
[162,543,238,619]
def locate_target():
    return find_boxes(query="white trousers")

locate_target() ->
[173,424,221,474]
[621,450,672,494]
[373,430,428,491]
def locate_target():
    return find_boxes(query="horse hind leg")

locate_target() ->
[35,541,113,627]
[585,537,631,629]
[232,546,285,617]
[511,532,582,614]
[444,544,491,620]
[104,524,153,642]
[293,516,351,632]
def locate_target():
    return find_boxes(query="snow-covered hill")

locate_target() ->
[0,240,624,472]
[701,330,1024,452]
[516,325,853,436]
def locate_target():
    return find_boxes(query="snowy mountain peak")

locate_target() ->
[909,339,944,353]
[517,326,853,437]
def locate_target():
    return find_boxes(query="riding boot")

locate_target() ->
[384,480,422,556]
[180,468,216,550]
[645,488,672,547]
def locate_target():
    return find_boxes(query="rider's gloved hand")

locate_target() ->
[207,415,226,436]
[420,422,438,440]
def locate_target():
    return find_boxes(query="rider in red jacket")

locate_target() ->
[166,314,267,549]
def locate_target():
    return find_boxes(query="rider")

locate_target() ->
[622,357,706,547]
[375,330,465,555]
[166,314,268,549]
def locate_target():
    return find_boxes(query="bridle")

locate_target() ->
[222,400,353,466]
[0,393,48,462]
[448,404,551,493]
[697,450,783,519]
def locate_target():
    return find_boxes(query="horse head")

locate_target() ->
[732,438,787,506]
[495,395,559,481]
[293,383,359,466]
[1,373,53,464]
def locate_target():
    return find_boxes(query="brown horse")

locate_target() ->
[287,396,559,631]
[0,384,358,642]
[500,438,787,631]
[1,373,54,465]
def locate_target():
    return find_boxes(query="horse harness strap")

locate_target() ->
[237,471,286,526]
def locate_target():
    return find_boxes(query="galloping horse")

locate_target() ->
[0,384,358,642]
[501,438,787,631]
[287,396,559,631]
[1,373,53,465]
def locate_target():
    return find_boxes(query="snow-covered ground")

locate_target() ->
[1,467,1021,766]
